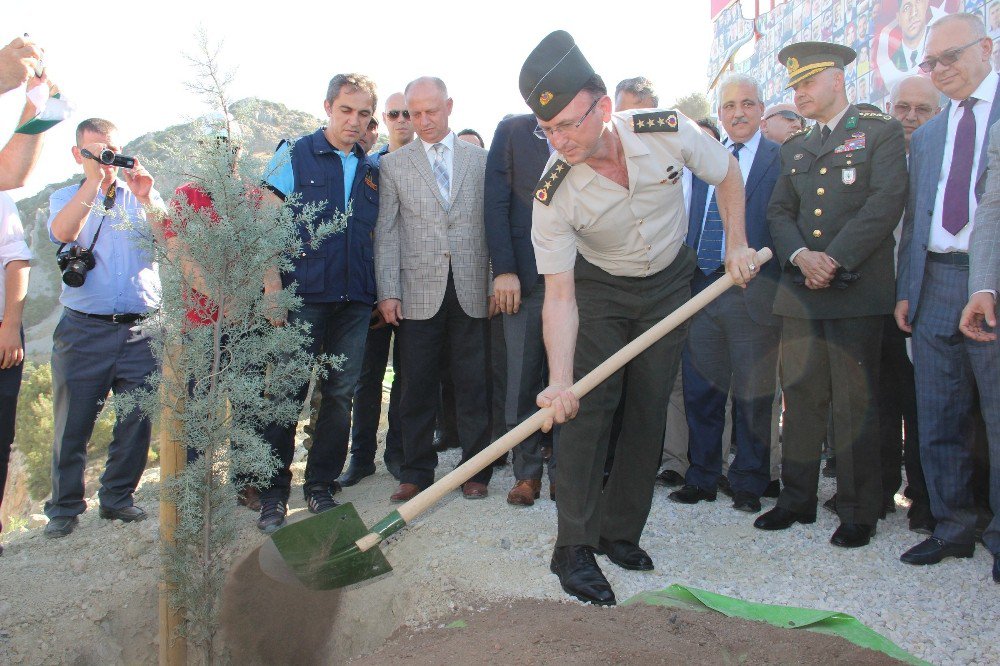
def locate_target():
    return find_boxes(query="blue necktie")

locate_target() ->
[697,143,743,275]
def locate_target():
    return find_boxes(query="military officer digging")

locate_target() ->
[519,30,758,605]
[755,42,908,548]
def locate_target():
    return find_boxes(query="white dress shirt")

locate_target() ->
[0,192,32,322]
[701,129,761,258]
[928,70,999,253]
[420,131,455,198]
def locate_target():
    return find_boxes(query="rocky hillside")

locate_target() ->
[15,98,324,359]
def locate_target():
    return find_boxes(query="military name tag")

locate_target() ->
[842,167,856,185]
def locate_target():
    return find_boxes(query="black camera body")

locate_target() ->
[57,245,97,287]
[81,147,136,170]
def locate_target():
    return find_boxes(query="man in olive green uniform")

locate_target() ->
[755,42,908,547]
[520,31,758,605]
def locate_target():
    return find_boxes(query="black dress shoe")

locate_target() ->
[753,506,816,530]
[99,505,147,522]
[732,491,761,513]
[44,516,79,539]
[900,537,975,565]
[550,545,616,606]
[596,538,654,571]
[668,484,716,504]
[338,460,376,487]
[717,476,733,498]
[763,479,781,498]
[830,522,875,548]
[656,469,685,487]
[993,554,999,584]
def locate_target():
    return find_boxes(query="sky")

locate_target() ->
[2,1,719,200]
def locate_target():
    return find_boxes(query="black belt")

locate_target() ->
[68,308,150,324]
[927,251,969,267]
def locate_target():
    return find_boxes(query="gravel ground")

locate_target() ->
[1,437,996,665]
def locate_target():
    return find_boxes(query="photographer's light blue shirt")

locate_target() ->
[47,181,162,315]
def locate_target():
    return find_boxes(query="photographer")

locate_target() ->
[43,118,164,539]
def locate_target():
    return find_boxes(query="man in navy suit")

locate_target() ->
[485,113,554,505]
[669,74,781,514]
[896,13,1000,577]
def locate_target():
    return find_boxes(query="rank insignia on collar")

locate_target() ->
[845,115,858,130]
[632,110,679,133]
[534,159,571,206]
[364,173,377,191]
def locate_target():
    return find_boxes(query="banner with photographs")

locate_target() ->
[711,0,1000,112]
[708,0,758,87]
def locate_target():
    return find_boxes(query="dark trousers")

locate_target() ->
[912,260,1000,552]
[683,276,779,497]
[504,284,556,481]
[778,314,884,525]
[877,316,929,514]
[556,251,693,547]
[397,273,492,489]
[261,301,370,500]
[45,309,156,518]
[0,328,24,530]
[349,322,402,470]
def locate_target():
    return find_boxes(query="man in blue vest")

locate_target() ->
[256,73,380,533]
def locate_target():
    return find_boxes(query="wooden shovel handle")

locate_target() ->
[392,249,772,528]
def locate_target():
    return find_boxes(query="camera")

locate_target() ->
[57,246,97,287]
[81,147,136,170]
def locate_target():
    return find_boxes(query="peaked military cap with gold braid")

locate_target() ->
[534,159,571,206]
[631,110,679,133]
[519,30,597,121]
[778,41,856,88]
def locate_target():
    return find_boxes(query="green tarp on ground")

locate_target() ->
[623,585,927,665]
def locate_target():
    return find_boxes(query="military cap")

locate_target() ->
[778,41,856,88]
[519,30,596,121]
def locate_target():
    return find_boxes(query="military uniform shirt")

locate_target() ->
[531,110,731,277]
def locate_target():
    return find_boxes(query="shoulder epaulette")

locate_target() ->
[534,159,571,206]
[787,127,810,140]
[858,111,892,121]
[632,110,679,133]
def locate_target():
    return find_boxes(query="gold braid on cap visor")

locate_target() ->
[786,61,836,88]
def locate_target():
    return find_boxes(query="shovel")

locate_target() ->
[259,248,772,590]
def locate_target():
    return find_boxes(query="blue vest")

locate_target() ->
[283,129,379,304]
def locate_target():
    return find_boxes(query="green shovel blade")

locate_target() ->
[269,502,393,590]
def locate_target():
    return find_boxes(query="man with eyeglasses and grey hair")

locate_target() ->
[896,12,1000,582]
[520,30,756,606]
[761,103,805,143]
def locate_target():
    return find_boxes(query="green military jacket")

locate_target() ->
[767,105,908,319]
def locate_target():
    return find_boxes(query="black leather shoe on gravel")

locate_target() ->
[900,537,974,565]
[732,492,762,513]
[596,538,654,571]
[44,516,79,539]
[99,505,147,522]
[550,545,616,606]
[257,497,287,534]
[306,483,339,514]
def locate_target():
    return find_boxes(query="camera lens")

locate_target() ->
[62,259,89,287]
[99,149,116,165]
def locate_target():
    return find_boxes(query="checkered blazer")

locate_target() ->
[375,136,491,320]
[970,122,1000,296]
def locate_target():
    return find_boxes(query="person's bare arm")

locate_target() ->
[0,259,28,369]
[714,155,757,287]
[536,270,579,432]
[0,79,45,190]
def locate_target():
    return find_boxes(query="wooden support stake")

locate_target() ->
[159,349,187,666]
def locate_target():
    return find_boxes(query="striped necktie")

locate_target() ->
[432,143,450,201]
[697,143,743,275]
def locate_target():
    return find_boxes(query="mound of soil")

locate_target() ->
[352,599,904,666]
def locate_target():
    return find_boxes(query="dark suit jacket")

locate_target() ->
[687,134,781,327]
[484,114,551,294]
[898,78,1000,320]
[768,105,908,319]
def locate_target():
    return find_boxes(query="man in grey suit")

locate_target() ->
[958,121,1000,584]
[896,13,1000,578]
[375,76,495,502]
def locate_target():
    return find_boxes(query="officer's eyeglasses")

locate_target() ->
[917,38,983,73]
[892,102,936,116]
[386,110,410,120]
[533,97,601,140]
